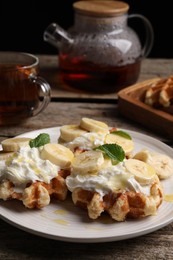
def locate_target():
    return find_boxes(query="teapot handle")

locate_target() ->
[128,14,154,58]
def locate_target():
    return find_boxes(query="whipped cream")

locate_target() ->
[0,147,60,189]
[64,132,106,151]
[66,160,151,197]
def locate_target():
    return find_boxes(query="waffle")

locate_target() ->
[145,76,173,108]
[0,169,70,209]
[71,175,163,221]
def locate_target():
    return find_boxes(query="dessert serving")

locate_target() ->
[0,135,74,208]
[0,118,173,222]
[66,152,163,221]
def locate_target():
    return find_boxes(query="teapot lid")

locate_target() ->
[73,1,129,17]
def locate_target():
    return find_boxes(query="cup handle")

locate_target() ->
[29,74,51,116]
[129,14,154,58]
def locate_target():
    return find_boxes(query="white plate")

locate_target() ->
[1,127,173,243]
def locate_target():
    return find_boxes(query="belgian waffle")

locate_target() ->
[145,76,173,108]
[71,175,163,221]
[0,169,70,209]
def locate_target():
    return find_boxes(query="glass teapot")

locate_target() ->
[43,0,154,94]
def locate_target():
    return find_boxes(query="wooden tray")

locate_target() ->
[117,78,173,140]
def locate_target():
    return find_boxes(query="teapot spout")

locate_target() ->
[43,23,74,49]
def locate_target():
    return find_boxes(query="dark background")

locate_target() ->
[0,0,172,58]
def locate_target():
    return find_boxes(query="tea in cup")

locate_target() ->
[0,52,51,125]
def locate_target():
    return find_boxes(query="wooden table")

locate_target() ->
[0,56,173,260]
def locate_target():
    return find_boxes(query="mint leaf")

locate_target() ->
[96,144,125,165]
[29,133,50,148]
[111,130,132,140]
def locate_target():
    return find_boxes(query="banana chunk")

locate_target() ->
[105,133,134,157]
[60,124,87,142]
[0,151,14,161]
[1,137,31,152]
[133,149,173,179]
[80,118,109,134]
[72,150,104,174]
[40,143,74,169]
[124,158,156,185]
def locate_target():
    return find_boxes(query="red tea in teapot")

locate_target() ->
[44,1,153,94]
[59,55,141,93]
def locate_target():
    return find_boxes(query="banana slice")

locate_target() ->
[0,151,14,161]
[101,158,113,169]
[1,137,31,152]
[60,124,87,142]
[80,118,109,134]
[133,149,149,162]
[124,158,156,185]
[150,154,173,179]
[72,150,104,174]
[40,143,74,169]
[105,133,134,156]
[134,149,173,179]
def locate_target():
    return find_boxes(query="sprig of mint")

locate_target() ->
[95,143,125,165]
[29,133,50,148]
[111,130,132,140]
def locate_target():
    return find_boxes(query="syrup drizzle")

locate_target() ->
[164,194,173,202]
